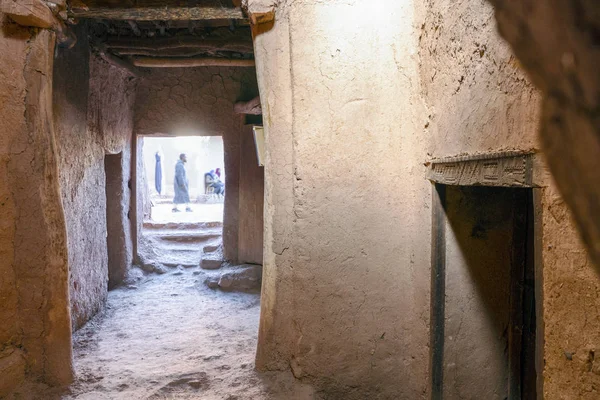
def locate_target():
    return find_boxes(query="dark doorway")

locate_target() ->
[104,152,128,289]
[431,184,538,399]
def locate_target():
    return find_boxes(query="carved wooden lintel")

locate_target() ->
[428,152,537,188]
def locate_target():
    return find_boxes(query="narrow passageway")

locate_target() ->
[4,1,600,399]
[61,198,306,399]
[64,267,313,400]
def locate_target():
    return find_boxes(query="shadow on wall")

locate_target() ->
[442,186,536,399]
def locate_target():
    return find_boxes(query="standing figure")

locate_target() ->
[173,153,192,212]
[154,152,162,195]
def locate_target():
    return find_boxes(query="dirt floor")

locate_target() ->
[6,203,317,400]
[68,269,318,399]
[8,268,316,400]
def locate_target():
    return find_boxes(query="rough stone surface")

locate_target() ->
[252,1,430,398]
[203,244,220,253]
[139,261,168,275]
[204,264,262,291]
[487,0,600,271]
[200,245,225,270]
[0,17,72,393]
[218,264,262,291]
[123,266,145,286]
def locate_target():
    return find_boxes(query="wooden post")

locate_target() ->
[430,183,447,400]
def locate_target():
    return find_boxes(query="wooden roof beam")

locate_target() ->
[96,42,144,77]
[105,35,254,54]
[68,6,246,21]
[132,56,254,68]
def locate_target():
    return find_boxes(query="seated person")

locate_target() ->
[205,169,224,195]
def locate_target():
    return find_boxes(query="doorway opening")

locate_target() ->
[431,183,540,400]
[139,136,225,269]
[104,151,128,290]
[144,136,225,224]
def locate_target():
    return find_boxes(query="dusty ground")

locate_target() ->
[67,269,316,400]
[8,269,316,400]
[7,203,316,400]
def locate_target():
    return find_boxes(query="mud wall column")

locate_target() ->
[223,125,241,262]
[88,55,137,288]
[0,19,72,395]
[135,136,151,259]
[250,0,430,396]
[54,27,109,332]
[238,125,264,265]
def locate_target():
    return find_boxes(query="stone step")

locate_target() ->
[145,230,222,244]
[143,221,222,230]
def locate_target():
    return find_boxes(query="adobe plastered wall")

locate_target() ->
[135,67,257,136]
[53,30,107,332]
[54,29,136,330]
[238,125,264,265]
[88,55,137,289]
[250,0,430,398]
[0,18,72,394]
[417,0,539,156]
[418,0,600,398]
[487,0,600,270]
[134,67,259,262]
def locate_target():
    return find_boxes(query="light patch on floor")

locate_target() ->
[150,203,224,224]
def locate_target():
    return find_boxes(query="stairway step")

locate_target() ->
[143,221,222,230]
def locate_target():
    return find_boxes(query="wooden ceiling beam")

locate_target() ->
[132,56,254,68]
[113,48,251,58]
[105,35,254,54]
[96,42,144,77]
[68,6,246,21]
